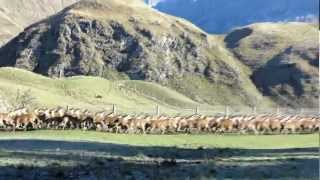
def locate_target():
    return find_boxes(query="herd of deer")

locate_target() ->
[0,107,319,134]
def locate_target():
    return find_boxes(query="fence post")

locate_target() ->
[225,106,230,117]
[155,105,160,116]
[112,104,117,114]
[276,106,280,115]
[195,106,199,115]
[252,106,257,115]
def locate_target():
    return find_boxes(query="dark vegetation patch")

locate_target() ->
[0,139,317,179]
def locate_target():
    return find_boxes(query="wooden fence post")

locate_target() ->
[276,106,280,115]
[195,106,199,115]
[112,104,117,114]
[155,105,160,116]
[225,106,230,117]
[252,106,257,115]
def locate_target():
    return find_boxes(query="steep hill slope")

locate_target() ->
[0,0,271,107]
[0,0,79,46]
[224,22,319,108]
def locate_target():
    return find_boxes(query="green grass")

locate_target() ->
[0,130,317,179]
[0,67,201,114]
[0,130,317,149]
[0,67,272,115]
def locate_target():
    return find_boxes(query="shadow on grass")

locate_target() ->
[0,139,318,179]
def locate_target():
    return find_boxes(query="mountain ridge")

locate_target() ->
[0,0,318,108]
[155,0,319,33]
[0,0,273,108]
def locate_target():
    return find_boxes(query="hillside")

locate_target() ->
[224,22,319,108]
[0,67,201,114]
[155,0,318,33]
[0,0,79,47]
[0,0,272,108]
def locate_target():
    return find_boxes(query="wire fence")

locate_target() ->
[95,104,319,116]
[0,99,318,116]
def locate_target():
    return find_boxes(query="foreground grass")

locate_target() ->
[0,130,318,179]
[0,130,318,149]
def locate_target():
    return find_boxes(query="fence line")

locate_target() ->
[92,104,319,116]
[1,102,318,116]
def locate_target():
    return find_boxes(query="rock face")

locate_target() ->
[0,4,208,81]
[0,0,203,81]
[224,23,319,108]
[0,0,79,47]
[0,0,269,107]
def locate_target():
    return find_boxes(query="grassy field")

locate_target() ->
[0,131,318,179]
[0,67,202,114]
[0,66,317,179]
[0,67,275,115]
[0,130,318,149]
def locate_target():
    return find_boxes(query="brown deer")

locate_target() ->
[13,112,40,131]
[0,113,14,130]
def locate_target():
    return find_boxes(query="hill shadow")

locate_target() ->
[251,47,308,97]
[224,27,253,49]
[0,139,318,179]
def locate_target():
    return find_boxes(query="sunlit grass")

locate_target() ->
[0,67,201,114]
[0,130,317,149]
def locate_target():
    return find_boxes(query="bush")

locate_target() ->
[10,89,36,110]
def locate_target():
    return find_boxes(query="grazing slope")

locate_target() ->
[0,0,271,107]
[0,67,199,113]
[224,22,319,108]
[0,0,79,47]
